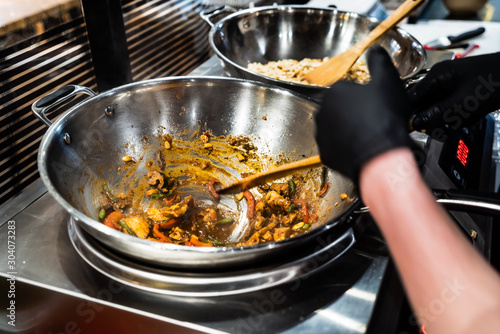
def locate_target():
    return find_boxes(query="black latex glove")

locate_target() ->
[315,47,413,182]
[409,52,500,141]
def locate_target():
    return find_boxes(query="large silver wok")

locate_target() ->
[201,5,427,99]
[33,77,359,269]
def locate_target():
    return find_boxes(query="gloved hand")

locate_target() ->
[408,52,500,140]
[315,46,413,182]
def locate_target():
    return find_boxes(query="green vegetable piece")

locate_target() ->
[288,179,296,197]
[118,219,137,237]
[287,204,298,213]
[208,235,225,246]
[215,218,234,225]
[303,223,311,229]
[151,190,173,199]
[102,183,119,203]
[98,208,106,220]
[320,166,327,189]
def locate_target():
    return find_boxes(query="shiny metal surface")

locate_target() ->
[32,85,97,127]
[68,218,356,297]
[436,199,500,215]
[34,76,359,269]
[204,5,427,99]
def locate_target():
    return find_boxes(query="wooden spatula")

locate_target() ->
[217,155,323,195]
[303,0,425,87]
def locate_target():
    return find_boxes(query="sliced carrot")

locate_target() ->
[190,235,212,247]
[152,220,180,243]
[244,190,255,219]
[293,198,309,224]
[103,212,123,230]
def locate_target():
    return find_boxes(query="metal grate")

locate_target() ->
[0,0,214,205]
[0,13,97,205]
[122,0,212,81]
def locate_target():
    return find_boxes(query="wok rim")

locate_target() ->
[208,5,427,89]
[37,75,360,258]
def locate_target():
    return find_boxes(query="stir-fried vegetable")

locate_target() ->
[103,212,123,230]
[118,219,137,236]
[243,190,255,219]
[153,220,180,243]
[151,191,173,199]
[98,208,106,220]
[97,133,329,247]
[318,166,329,197]
[102,183,119,203]
[215,218,234,225]
[98,174,322,247]
[189,235,212,247]
[318,183,329,197]
[288,179,296,198]
[292,198,309,224]
[99,172,324,247]
[208,178,220,200]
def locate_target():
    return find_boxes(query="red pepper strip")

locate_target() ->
[243,190,256,219]
[153,224,171,242]
[310,213,318,222]
[152,220,181,243]
[185,241,194,246]
[163,195,177,206]
[161,218,181,229]
[293,199,309,224]
[103,212,123,230]
[318,183,329,197]
[208,178,220,200]
[189,235,212,247]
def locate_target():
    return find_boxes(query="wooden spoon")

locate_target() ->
[303,0,425,87]
[217,155,322,195]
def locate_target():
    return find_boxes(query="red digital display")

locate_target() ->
[456,139,469,167]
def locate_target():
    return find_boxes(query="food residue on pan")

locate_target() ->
[96,130,346,247]
[247,57,370,86]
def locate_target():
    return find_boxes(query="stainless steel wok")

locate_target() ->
[201,5,427,99]
[33,77,359,269]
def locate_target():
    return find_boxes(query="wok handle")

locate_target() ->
[355,189,500,216]
[200,5,237,27]
[434,189,500,216]
[403,68,429,89]
[32,85,96,127]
